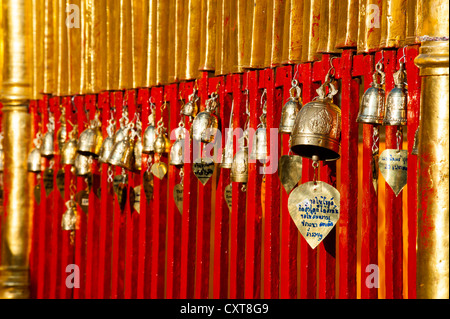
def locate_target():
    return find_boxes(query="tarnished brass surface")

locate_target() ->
[380,0,407,49]
[357,0,382,53]
[317,0,342,54]
[406,0,423,45]
[415,39,449,299]
[282,0,303,64]
[335,0,359,48]
[301,0,321,62]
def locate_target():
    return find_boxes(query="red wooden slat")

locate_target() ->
[382,50,404,299]
[405,45,420,299]
[275,65,299,299]
[336,50,358,299]
[244,70,263,299]
[97,91,114,299]
[296,63,318,299]
[150,87,168,299]
[165,84,182,299]
[213,74,233,299]
[111,91,126,299]
[180,82,199,299]
[229,74,247,299]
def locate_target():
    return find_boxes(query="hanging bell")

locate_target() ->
[231,138,249,183]
[280,81,302,134]
[28,148,43,173]
[40,131,55,158]
[61,200,78,231]
[357,63,386,125]
[134,137,143,171]
[170,139,185,166]
[411,126,419,155]
[57,124,67,151]
[181,89,199,117]
[74,154,91,176]
[108,136,136,171]
[191,95,219,143]
[78,123,103,157]
[114,125,130,144]
[142,124,156,154]
[290,81,341,161]
[250,127,268,162]
[154,134,171,155]
[221,141,234,169]
[61,138,79,165]
[383,62,407,126]
[98,136,114,164]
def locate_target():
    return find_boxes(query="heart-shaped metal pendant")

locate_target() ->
[113,175,128,212]
[152,162,168,180]
[224,184,232,212]
[193,157,215,185]
[288,181,340,249]
[173,184,184,214]
[131,186,139,213]
[74,190,90,214]
[278,155,303,194]
[379,149,408,197]
[43,168,54,197]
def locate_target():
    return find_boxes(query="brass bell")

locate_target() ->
[28,148,43,173]
[280,81,302,134]
[181,89,199,117]
[250,127,268,162]
[98,136,114,164]
[169,139,184,166]
[154,134,171,155]
[191,94,219,143]
[108,136,136,171]
[290,81,341,161]
[357,63,386,125]
[61,138,78,165]
[40,131,55,158]
[231,137,248,183]
[78,123,103,157]
[134,137,143,171]
[383,62,407,126]
[74,154,91,176]
[221,140,234,169]
[61,200,78,231]
[142,125,156,154]
[57,124,67,151]
[411,126,419,155]
[114,125,130,144]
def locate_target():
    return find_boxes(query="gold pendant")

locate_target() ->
[173,184,184,214]
[379,149,408,196]
[152,162,168,180]
[43,168,54,197]
[224,184,232,212]
[371,153,379,193]
[278,155,303,194]
[288,181,340,249]
[193,157,215,185]
[113,175,128,212]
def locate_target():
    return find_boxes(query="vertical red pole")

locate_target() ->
[383,50,403,299]
[405,45,420,299]
[97,91,114,299]
[229,74,247,299]
[296,63,318,299]
[276,65,298,299]
[180,82,198,299]
[150,87,167,299]
[244,70,263,299]
[337,50,358,299]
[165,84,182,299]
[213,74,233,299]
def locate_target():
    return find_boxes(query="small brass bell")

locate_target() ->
[108,136,136,171]
[134,137,143,171]
[61,200,78,231]
[40,131,55,158]
[181,89,200,117]
[221,141,234,168]
[191,94,219,143]
[231,137,249,183]
[170,127,186,166]
[57,124,67,151]
[98,136,114,164]
[74,154,91,176]
[154,134,171,155]
[411,126,419,155]
[280,81,302,134]
[291,79,341,161]
[357,63,386,125]
[143,125,156,154]
[28,148,43,173]
[61,138,79,165]
[383,62,407,126]
[114,125,130,144]
[78,117,103,157]
[250,127,268,162]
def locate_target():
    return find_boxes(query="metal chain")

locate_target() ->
[179,167,184,188]
[372,126,380,155]
[107,166,114,183]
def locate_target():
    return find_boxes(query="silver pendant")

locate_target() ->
[173,184,184,214]
[278,155,303,194]
[193,157,215,185]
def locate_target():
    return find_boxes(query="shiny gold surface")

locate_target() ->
[267,0,287,67]
[420,0,449,39]
[301,0,321,62]
[406,0,422,45]
[145,0,157,87]
[67,0,82,95]
[380,0,407,48]
[317,0,342,54]
[282,0,303,64]
[415,40,449,299]
[132,0,148,89]
[183,0,202,80]
[106,0,120,91]
[42,0,57,94]
[118,0,133,90]
[199,0,216,71]
[56,0,69,97]
[237,0,252,70]
[357,0,382,53]
[156,0,170,86]
[335,0,359,48]
[30,0,43,100]
[249,0,267,69]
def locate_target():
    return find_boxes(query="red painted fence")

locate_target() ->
[20,47,421,299]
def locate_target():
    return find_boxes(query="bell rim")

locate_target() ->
[356,115,384,125]
[230,175,248,183]
[290,134,340,161]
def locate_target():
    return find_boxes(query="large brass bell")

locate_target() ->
[61,200,78,231]
[78,117,103,157]
[181,89,199,117]
[280,80,302,134]
[231,136,248,183]
[357,62,386,124]
[28,132,43,173]
[61,138,78,165]
[191,93,219,143]
[74,154,91,176]
[170,127,185,166]
[383,62,407,126]
[290,77,341,161]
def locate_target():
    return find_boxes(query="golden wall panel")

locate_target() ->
[335,0,359,49]
[357,0,382,53]
[106,0,120,91]
[301,0,321,62]
[380,0,407,49]
[317,0,342,54]
[30,0,43,100]
[199,0,217,72]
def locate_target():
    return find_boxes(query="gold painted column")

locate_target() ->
[414,0,449,300]
[0,0,32,299]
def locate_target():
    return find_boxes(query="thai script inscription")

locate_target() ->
[298,196,339,241]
